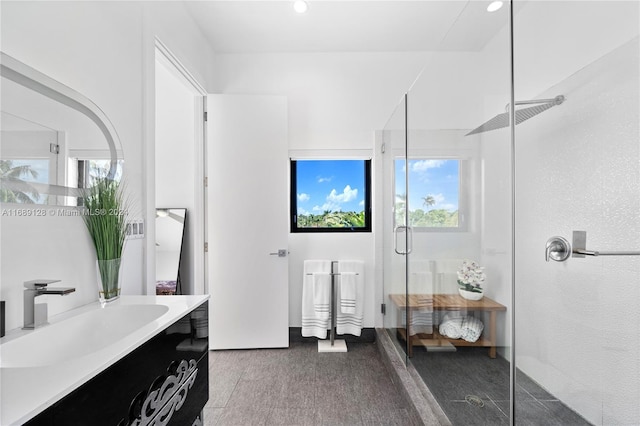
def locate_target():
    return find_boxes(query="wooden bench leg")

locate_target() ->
[407,307,413,357]
[488,311,497,358]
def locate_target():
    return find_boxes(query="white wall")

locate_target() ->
[0,1,214,331]
[214,52,431,328]
[155,59,196,295]
[512,2,639,424]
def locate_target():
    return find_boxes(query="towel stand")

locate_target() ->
[306,260,359,353]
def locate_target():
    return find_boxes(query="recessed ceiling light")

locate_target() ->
[487,1,504,12]
[294,0,309,14]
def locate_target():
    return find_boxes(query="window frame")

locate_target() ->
[290,158,372,233]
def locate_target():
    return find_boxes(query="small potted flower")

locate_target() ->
[457,259,485,301]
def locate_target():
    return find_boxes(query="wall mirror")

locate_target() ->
[0,52,123,206]
[155,208,187,295]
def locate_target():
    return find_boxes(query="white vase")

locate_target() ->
[459,288,483,301]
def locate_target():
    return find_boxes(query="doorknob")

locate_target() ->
[269,249,288,257]
[545,236,571,262]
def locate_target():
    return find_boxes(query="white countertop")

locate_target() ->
[0,295,209,425]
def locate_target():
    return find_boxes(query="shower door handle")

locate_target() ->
[394,226,413,255]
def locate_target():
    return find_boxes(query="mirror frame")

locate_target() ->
[1,51,121,200]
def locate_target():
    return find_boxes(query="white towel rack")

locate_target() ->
[306,260,359,353]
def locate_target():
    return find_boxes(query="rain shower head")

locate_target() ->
[466,95,565,136]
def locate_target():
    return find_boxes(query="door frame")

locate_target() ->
[146,38,207,295]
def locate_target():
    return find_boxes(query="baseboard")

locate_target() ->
[288,327,376,343]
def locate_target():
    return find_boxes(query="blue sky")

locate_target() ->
[395,159,459,213]
[296,160,365,215]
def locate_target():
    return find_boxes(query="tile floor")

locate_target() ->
[203,341,421,426]
[409,346,591,426]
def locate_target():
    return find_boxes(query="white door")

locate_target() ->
[206,94,289,349]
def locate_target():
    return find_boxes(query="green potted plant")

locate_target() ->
[82,177,129,303]
[457,259,485,301]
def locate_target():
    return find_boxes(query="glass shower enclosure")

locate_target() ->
[382,1,639,425]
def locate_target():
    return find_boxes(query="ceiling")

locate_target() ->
[183,1,513,54]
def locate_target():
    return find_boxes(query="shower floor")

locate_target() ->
[407,344,592,426]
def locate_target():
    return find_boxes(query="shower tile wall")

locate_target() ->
[514,37,640,425]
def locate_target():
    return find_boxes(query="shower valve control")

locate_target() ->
[545,236,572,262]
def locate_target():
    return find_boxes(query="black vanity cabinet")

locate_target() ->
[25,301,209,426]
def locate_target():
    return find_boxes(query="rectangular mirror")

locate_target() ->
[155,208,186,295]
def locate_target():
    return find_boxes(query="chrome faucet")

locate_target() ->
[23,279,76,329]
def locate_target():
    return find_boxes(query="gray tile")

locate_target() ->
[207,368,243,408]
[266,408,316,425]
[539,400,591,426]
[360,408,419,426]
[353,373,406,409]
[208,342,416,425]
[276,378,316,408]
[314,380,359,408]
[210,349,255,367]
[314,406,363,425]
[202,407,224,426]
[440,400,510,426]
[214,406,271,426]
[515,371,556,401]
[226,379,283,408]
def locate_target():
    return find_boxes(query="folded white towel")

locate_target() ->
[339,272,357,314]
[313,272,331,320]
[337,260,364,336]
[302,260,332,339]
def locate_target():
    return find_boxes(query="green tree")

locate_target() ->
[422,195,436,209]
[0,160,40,203]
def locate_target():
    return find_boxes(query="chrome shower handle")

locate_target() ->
[545,236,571,262]
[394,226,413,255]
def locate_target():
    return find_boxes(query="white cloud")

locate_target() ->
[312,205,322,212]
[298,207,309,215]
[297,193,310,202]
[359,200,364,207]
[321,202,342,212]
[327,185,358,203]
[411,160,445,173]
[317,176,332,183]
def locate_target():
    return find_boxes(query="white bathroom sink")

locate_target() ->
[0,304,168,368]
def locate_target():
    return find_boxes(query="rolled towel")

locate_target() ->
[461,316,484,343]
[439,312,464,339]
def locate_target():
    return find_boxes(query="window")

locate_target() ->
[291,159,371,232]
[395,158,465,230]
[0,159,50,204]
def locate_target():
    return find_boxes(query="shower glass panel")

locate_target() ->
[385,2,512,424]
[403,41,513,426]
[382,95,408,363]
[513,1,640,425]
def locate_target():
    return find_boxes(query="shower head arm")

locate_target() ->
[505,95,565,111]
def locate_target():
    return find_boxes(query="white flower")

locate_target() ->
[457,259,485,290]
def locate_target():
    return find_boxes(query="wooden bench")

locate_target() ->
[388,293,506,358]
